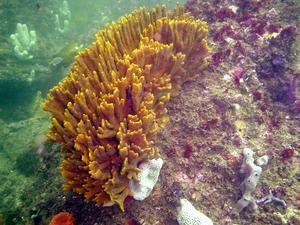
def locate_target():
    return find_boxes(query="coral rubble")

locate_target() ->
[43,5,210,211]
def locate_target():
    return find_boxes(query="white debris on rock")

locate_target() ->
[177,199,213,225]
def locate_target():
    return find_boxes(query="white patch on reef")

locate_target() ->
[177,199,213,225]
[129,158,163,201]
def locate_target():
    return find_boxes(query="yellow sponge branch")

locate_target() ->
[43,4,210,211]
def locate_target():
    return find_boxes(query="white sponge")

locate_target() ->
[177,199,213,225]
[129,158,163,200]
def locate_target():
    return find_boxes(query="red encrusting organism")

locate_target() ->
[49,212,75,225]
[281,148,294,159]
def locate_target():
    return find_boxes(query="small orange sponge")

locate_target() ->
[49,212,75,225]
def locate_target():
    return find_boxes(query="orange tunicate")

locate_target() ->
[49,212,75,225]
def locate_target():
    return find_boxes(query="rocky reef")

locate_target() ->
[0,0,299,225]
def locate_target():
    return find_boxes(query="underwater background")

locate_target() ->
[0,0,299,225]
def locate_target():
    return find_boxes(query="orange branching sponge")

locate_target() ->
[49,212,75,225]
[43,4,210,211]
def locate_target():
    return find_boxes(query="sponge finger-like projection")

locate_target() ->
[43,4,210,211]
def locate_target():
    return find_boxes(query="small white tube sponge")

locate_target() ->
[177,199,213,225]
[55,14,70,34]
[129,158,163,201]
[55,0,71,34]
[10,23,37,59]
